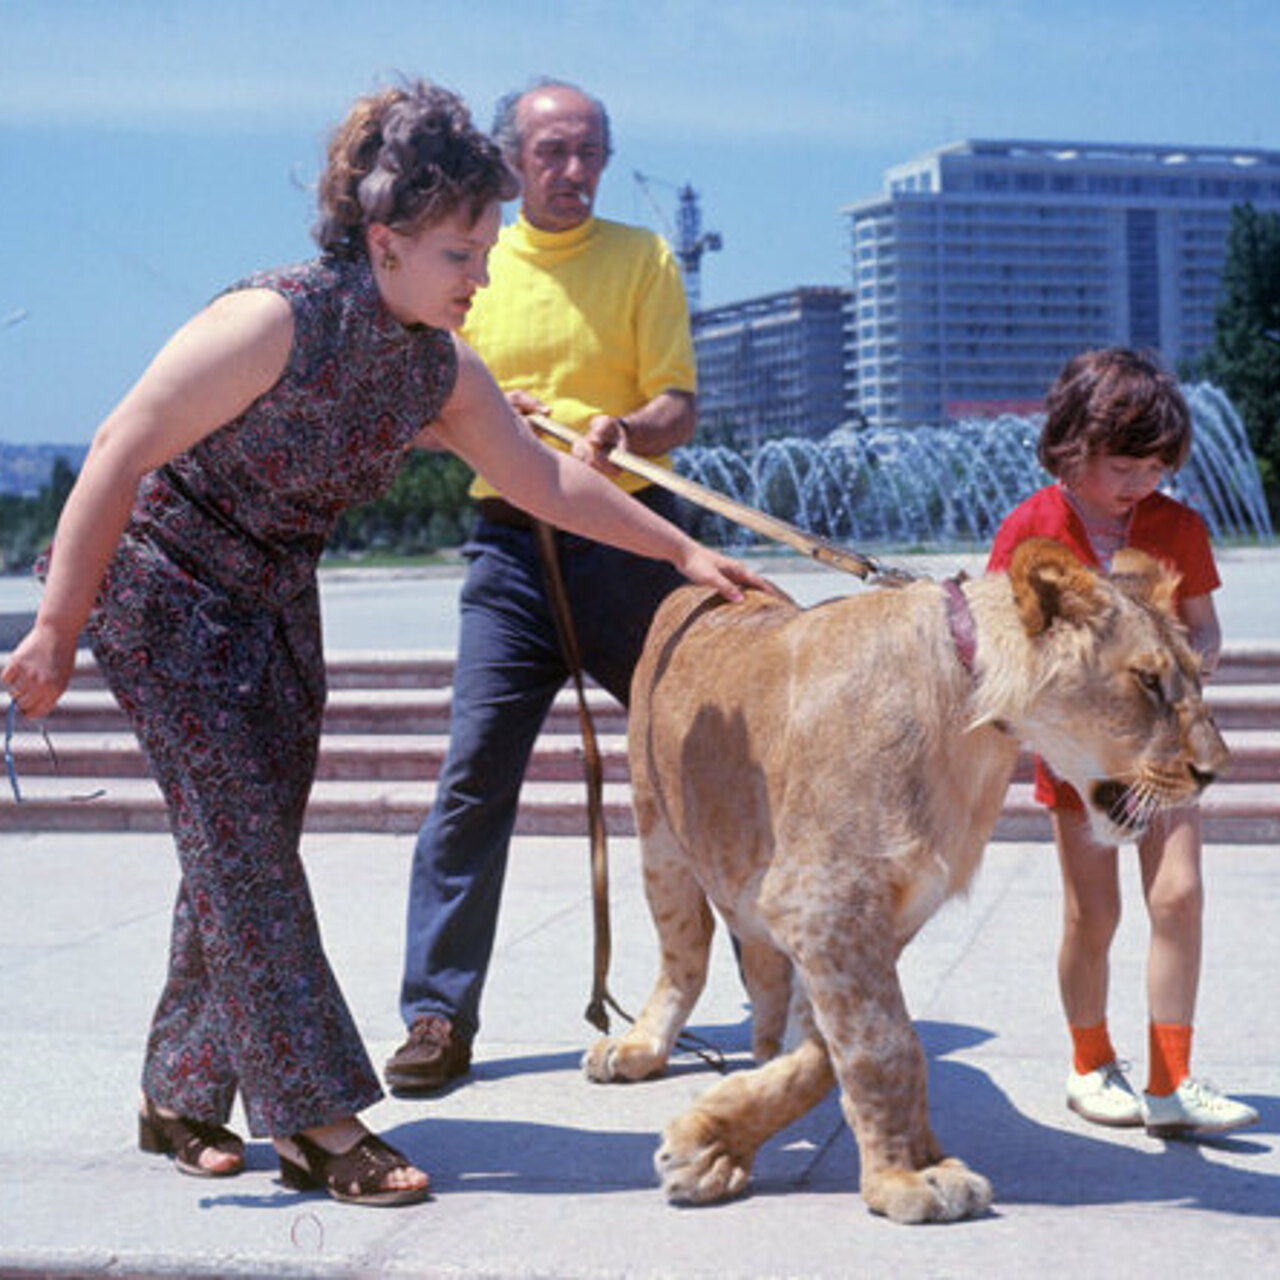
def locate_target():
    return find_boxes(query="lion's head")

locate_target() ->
[987,537,1230,844]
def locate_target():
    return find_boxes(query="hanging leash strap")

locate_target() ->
[531,518,630,1033]
[531,517,728,1071]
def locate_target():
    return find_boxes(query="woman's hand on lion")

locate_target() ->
[674,544,783,604]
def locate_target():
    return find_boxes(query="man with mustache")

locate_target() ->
[389,79,700,1092]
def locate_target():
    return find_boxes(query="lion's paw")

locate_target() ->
[865,1158,992,1224]
[581,1035,665,1083]
[655,1110,753,1204]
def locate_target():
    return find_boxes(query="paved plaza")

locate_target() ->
[0,548,1276,1278]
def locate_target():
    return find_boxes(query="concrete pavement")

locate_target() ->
[1,831,1278,1277]
[1,548,1278,1278]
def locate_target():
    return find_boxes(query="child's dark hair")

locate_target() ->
[1037,347,1192,479]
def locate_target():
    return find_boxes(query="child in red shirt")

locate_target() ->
[988,347,1257,1138]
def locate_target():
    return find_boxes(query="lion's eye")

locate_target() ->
[1133,669,1163,699]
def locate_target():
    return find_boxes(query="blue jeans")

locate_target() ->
[400,489,686,1038]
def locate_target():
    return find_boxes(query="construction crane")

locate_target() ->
[633,172,722,314]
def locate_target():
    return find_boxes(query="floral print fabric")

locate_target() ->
[85,256,456,1135]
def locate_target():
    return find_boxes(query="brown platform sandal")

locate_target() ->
[138,1097,245,1178]
[278,1131,430,1207]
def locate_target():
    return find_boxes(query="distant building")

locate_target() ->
[845,139,1280,428]
[692,287,850,450]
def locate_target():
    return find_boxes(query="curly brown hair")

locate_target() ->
[1037,347,1193,479]
[315,80,518,260]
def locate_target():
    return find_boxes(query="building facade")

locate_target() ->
[692,286,850,451]
[846,139,1280,428]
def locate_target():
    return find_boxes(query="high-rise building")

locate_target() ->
[692,286,850,450]
[845,139,1280,428]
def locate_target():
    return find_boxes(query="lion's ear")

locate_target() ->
[1109,547,1181,619]
[1008,537,1104,637]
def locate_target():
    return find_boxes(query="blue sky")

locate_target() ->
[2,0,1279,445]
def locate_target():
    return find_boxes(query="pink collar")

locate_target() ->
[943,577,977,674]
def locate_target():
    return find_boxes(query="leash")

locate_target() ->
[531,518,729,1071]
[528,414,919,587]
[531,518,630,1034]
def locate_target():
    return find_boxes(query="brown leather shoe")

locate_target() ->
[385,1015,472,1093]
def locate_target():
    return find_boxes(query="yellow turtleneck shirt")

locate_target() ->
[462,212,696,499]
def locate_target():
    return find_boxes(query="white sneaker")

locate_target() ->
[1066,1060,1143,1127]
[1143,1077,1260,1137]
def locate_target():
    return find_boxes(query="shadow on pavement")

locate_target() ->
[193,1016,1277,1219]
[920,1020,1279,1219]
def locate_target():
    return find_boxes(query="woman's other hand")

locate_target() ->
[2,621,79,720]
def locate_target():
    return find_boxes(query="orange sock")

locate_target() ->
[1147,1022,1192,1096]
[1069,1022,1116,1075]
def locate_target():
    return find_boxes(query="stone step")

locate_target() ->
[5,728,1278,785]
[1,775,1277,844]
[52,643,1280,691]
[1,646,1275,842]
[3,731,634,783]
[1213,644,1280,684]
[1200,684,1280,730]
[9,686,632,737]
[13,679,1280,737]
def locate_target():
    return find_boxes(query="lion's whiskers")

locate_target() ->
[1116,774,1187,832]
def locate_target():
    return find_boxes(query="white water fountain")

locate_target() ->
[674,382,1273,549]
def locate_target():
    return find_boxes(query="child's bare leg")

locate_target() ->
[1137,806,1203,1025]
[1052,807,1121,1027]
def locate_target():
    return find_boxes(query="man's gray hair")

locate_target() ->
[491,77,612,164]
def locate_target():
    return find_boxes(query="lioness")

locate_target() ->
[583,538,1228,1224]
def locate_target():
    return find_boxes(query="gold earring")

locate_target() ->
[381,250,398,272]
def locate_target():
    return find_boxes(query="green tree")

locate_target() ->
[0,456,78,572]
[1198,202,1280,522]
[327,450,474,556]
[35,457,76,530]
